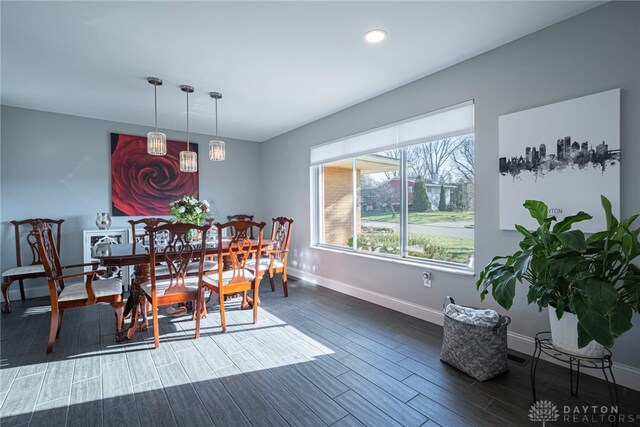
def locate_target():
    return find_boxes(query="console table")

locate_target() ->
[82,229,130,287]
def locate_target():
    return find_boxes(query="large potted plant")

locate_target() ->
[477,196,640,356]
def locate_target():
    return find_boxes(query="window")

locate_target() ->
[311,102,474,269]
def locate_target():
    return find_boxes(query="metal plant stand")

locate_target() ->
[531,331,619,425]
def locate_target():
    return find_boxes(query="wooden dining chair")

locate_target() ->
[227,214,255,239]
[2,218,65,313]
[203,220,266,332]
[129,218,217,277]
[246,217,294,296]
[144,222,210,348]
[33,223,124,352]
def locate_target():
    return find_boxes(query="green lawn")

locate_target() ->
[350,229,473,264]
[362,210,473,224]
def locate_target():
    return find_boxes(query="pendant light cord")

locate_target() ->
[154,84,158,132]
[186,90,190,152]
[215,98,218,140]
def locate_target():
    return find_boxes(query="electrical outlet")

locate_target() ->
[423,271,432,287]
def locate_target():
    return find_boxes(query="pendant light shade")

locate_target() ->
[209,92,225,162]
[146,77,167,156]
[179,85,197,173]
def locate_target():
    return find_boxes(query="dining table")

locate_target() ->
[91,238,274,341]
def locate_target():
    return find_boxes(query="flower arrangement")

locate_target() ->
[169,195,210,225]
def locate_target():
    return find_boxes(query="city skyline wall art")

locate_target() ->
[498,89,620,232]
[111,133,199,216]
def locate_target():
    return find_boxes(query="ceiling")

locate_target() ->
[1,1,601,142]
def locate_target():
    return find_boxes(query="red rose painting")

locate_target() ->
[111,133,199,216]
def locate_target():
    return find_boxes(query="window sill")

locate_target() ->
[311,244,475,277]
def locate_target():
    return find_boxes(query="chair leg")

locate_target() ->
[219,292,227,332]
[269,271,276,292]
[253,285,259,324]
[282,268,289,297]
[152,300,160,349]
[1,279,13,313]
[56,310,64,338]
[47,305,59,353]
[19,279,26,301]
[194,293,201,340]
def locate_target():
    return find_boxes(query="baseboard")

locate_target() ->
[288,267,640,392]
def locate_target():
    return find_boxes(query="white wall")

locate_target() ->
[0,106,262,298]
[258,2,640,370]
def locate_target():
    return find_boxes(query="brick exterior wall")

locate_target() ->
[323,166,361,246]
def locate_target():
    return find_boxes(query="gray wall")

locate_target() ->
[258,2,640,368]
[1,106,262,298]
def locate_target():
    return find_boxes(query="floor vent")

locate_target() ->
[507,352,529,366]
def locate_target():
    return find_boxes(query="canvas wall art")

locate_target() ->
[498,89,620,232]
[111,133,199,216]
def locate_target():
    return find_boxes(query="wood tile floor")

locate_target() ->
[1,278,639,426]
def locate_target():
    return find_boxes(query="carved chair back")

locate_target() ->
[270,217,294,263]
[146,222,209,297]
[215,220,266,285]
[128,218,172,248]
[11,218,64,267]
[32,223,65,296]
[227,214,255,239]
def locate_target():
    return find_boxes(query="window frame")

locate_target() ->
[311,135,474,272]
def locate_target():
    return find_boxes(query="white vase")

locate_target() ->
[548,309,605,357]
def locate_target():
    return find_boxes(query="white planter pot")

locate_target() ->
[548,309,605,357]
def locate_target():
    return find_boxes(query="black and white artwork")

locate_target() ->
[499,89,620,232]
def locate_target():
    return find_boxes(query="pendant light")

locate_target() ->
[209,92,225,161]
[147,77,167,155]
[179,85,197,173]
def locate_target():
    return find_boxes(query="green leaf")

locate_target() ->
[549,254,581,277]
[513,249,532,279]
[609,301,633,338]
[585,278,618,314]
[577,322,596,349]
[523,200,549,225]
[515,224,537,241]
[552,211,593,233]
[622,234,633,258]
[555,300,565,320]
[620,272,640,310]
[601,195,619,232]
[557,230,587,252]
[491,273,517,310]
[572,290,613,347]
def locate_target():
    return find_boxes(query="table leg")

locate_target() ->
[164,304,188,317]
[126,263,150,339]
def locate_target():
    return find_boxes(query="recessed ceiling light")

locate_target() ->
[363,29,387,44]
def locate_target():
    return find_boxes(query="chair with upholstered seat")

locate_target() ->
[144,221,210,348]
[33,222,124,352]
[2,218,65,313]
[203,220,266,332]
[129,218,217,277]
[246,217,294,297]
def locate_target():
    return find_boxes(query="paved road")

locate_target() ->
[362,220,474,239]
